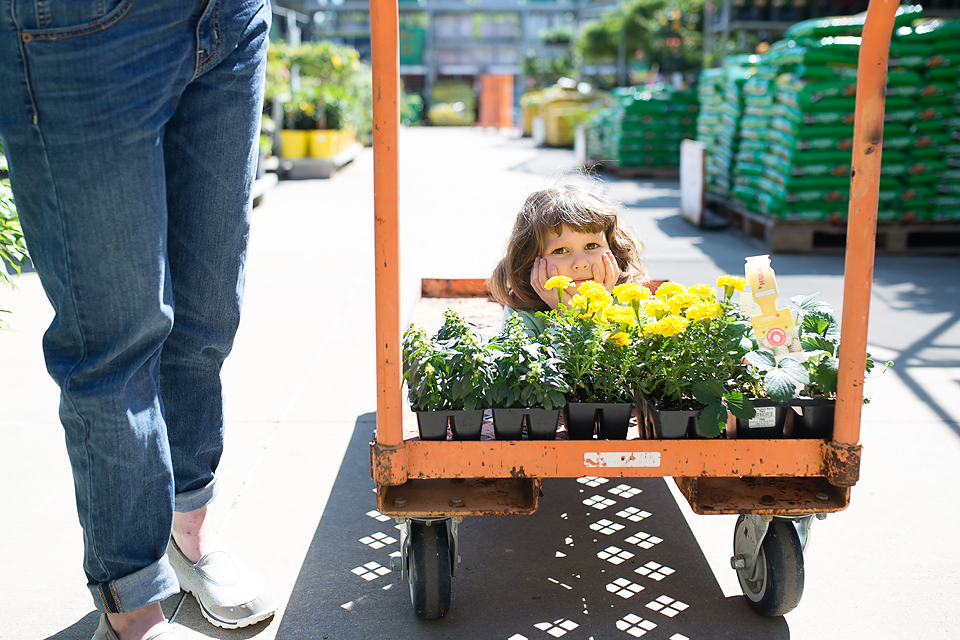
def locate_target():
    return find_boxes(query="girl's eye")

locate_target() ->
[550,247,568,255]
[586,243,600,250]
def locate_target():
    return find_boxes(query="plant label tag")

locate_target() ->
[745,255,799,354]
[584,452,661,468]
[748,406,778,429]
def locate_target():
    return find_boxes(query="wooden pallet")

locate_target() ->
[588,160,680,179]
[709,194,960,254]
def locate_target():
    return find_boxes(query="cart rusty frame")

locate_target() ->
[370,0,898,519]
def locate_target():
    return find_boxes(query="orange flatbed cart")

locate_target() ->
[369,0,900,620]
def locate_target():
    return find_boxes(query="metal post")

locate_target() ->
[834,0,899,448]
[371,0,403,449]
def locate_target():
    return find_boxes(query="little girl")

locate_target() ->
[489,183,649,334]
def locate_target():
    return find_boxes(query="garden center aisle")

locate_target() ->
[1,127,958,639]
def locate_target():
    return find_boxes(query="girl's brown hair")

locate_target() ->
[489,183,648,311]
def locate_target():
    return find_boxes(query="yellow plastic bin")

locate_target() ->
[279,129,308,160]
[308,130,341,158]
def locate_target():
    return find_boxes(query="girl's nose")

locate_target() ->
[572,254,589,271]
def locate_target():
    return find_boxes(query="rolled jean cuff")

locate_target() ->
[174,476,218,514]
[89,555,180,614]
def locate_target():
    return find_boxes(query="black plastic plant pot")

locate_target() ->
[449,409,484,440]
[596,403,634,440]
[492,408,562,440]
[646,401,699,439]
[734,399,788,439]
[414,409,484,441]
[414,410,449,441]
[491,408,525,440]
[790,397,836,439]
[563,403,599,440]
[526,408,562,440]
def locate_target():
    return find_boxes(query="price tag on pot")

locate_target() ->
[748,406,778,429]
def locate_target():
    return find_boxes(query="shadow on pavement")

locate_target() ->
[278,415,790,640]
[45,612,100,640]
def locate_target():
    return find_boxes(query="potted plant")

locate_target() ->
[486,314,569,440]
[629,277,756,439]
[743,293,892,438]
[402,309,494,440]
[538,278,637,440]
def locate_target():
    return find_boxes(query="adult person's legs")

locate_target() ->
[0,0,273,637]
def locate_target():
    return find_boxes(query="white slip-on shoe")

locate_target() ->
[166,540,278,629]
[91,613,180,640]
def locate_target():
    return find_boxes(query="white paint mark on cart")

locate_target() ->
[584,452,661,468]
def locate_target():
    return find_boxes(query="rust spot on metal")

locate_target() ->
[510,465,527,478]
[825,441,862,487]
[864,146,876,155]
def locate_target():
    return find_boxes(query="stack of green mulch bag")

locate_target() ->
[587,86,698,169]
[697,58,756,196]
[718,4,960,223]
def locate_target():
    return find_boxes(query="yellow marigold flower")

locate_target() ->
[688,283,715,298]
[686,302,721,321]
[645,299,671,320]
[609,331,632,346]
[612,282,652,304]
[667,291,700,315]
[717,275,746,300]
[544,275,573,291]
[568,293,589,311]
[658,315,690,337]
[642,319,663,336]
[602,305,636,327]
[654,281,686,299]
[578,279,606,298]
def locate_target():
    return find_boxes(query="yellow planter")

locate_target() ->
[308,130,341,158]
[279,129,308,160]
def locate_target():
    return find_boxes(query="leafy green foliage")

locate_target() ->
[267,42,373,136]
[692,380,755,438]
[744,293,892,401]
[539,304,634,403]
[486,314,569,410]
[402,310,494,411]
[1,143,29,294]
[632,302,755,411]
[575,0,703,75]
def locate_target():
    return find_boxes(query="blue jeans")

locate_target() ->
[0,0,270,614]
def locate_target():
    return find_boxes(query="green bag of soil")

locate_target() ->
[783,5,924,39]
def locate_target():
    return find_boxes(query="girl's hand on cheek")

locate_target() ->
[530,258,571,310]
[594,250,621,292]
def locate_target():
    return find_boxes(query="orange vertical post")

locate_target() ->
[371,0,403,449]
[835,0,899,448]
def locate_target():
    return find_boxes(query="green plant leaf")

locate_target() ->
[778,356,810,385]
[763,368,800,403]
[725,391,756,420]
[745,350,776,371]
[697,403,727,438]
[692,380,724,405]
[815,356,839,393]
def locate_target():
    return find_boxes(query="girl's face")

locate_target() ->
[541,225,611,288]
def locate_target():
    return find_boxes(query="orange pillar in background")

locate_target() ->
[477,74,514,128]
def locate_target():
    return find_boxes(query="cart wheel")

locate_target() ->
[734,516,804,616]
[408,519,452,619]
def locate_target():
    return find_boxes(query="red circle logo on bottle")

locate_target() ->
[766,327,787,347]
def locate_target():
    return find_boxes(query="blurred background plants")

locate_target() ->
[1,142,29,327]
[267,41,373,135]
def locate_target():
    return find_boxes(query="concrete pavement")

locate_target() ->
[1,127,958,639]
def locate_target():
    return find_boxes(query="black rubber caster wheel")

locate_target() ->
[734,516,805,616]
[408,519,452,619]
